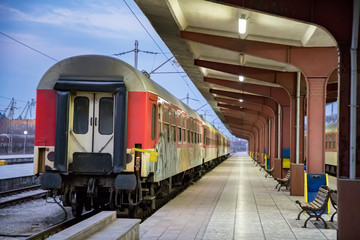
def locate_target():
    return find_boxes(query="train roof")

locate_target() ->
[38,55,227,139]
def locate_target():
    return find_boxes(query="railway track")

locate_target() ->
[0,184,41,197]
[0,185,47,208]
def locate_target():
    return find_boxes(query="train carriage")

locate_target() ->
[34,55,229,216]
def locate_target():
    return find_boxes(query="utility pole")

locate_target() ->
[181,93,198,107]
[114,40,159,70]
[134,40,139,69]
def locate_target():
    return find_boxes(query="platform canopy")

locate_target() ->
[134,0,336,139]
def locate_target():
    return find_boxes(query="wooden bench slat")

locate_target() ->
[316,195,327,202]
[310,201,322,209]
[318,191,327,197]
[314,199,325,207]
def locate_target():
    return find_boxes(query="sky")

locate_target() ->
[0,0,235,137]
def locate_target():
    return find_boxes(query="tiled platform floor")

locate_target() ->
[140,152,337,240]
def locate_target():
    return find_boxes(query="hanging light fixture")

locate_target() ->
[239,75,244,82]
[238,14,247,34]
[239,53,245,65]
[239,99,244,102]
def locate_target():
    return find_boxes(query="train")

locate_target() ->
[303,118,338,176]
[33,55,230,217]
[324,121,337,176]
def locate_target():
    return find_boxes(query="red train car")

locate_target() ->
[33,55,230,216]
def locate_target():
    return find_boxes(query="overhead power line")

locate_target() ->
[0,32,58,62]
[123,0,200,103]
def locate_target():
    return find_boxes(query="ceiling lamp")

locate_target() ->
[239,99,244,102]
[238,14,247,34]
[239,75,244,82]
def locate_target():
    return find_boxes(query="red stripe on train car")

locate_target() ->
[35,89,56,146]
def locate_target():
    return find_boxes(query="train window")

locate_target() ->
[178,127,181,142]
[172,126,176,142]
[73,97,89,134]
[333,134,336,149]
[325,135,327,150]
[158,104,162,138]
[99,98,114,135]
[176,114,180,127]
[151,104,156,140]
[171,110,175,124]
[164,107,169,123]
[164,123,170,142]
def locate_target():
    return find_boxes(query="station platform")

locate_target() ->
[0,163,34,179]
[0,163,37,191]
[140,153,337,240]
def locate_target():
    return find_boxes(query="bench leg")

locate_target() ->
[275,183,279,189]
[302,217,310,228]
[330,211,337,222]
[296,210,305,220]
[302,213,329,229]
[318,216,329,229]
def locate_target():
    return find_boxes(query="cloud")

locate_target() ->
[0,2,147,39]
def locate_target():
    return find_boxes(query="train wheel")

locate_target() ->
[84,197,92,211]
[129,205,139,217]
[71,192,84,217]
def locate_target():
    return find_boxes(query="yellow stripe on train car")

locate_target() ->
[132,148,159,162]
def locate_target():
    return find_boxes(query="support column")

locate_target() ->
[281,105,291,176]
[259,125,264,163]
[299,95,305,163]
[306,77,327,173]
[270,117,277,168]
[337,42,360,239]
[264,121,269,167]
[290,95,297,164]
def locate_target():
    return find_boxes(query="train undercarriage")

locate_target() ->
[46,155,228,218]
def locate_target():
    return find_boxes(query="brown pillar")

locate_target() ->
[306,77,327,173]
[299,95,305,163]
[270,117,276,168]
[337,43,360,239]
[290,95,297,165]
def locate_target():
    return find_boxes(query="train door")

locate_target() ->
[68,92,114,163]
